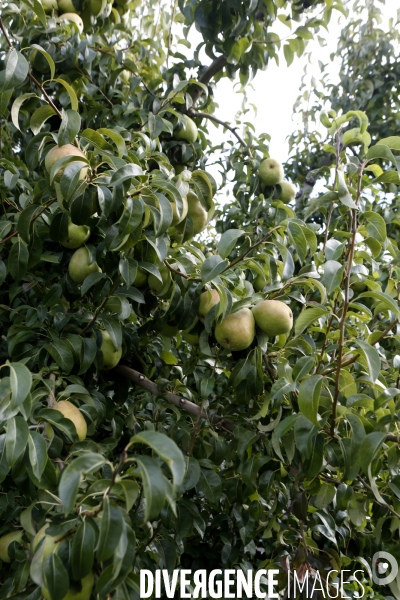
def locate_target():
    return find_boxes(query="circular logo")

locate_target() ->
[371,552,399,585]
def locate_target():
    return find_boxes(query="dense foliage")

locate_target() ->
[1,0,400,599]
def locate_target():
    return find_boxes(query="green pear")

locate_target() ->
[148,264,172,297]
[252,300,293,337]
[253,274,267,292]
[100,330,122,370]
[89,0,107,16]
[58,0,77,12]
[42,571,94,600]
[0,531,23,563]
[42,0,58,12]
[278,181,297,204]
[259,158,284,186]
[68,247,102,284]
[61,221,90,249]
[187,191,208,236]
[171,196,188,226]
[59,13,84,33]
[175,115,198,143]
[199,289,219,322]
[215,308,255,351]
[32,524,58,559]
[133,268,148,288]
[182,320,201,345]
[45,144,87,182]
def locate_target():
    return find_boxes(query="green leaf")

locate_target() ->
[5,416,29,467]
[227,37,250,65]
[8,362,32,408]
[218,229,245,259]
[359,432,386,475]
[81,272,105,296]
[119,257,138,287]
[200,255,228,284]
[314,483,336,509]
[0,49,29,92]
[337,169,357,209]
[43,554,69,600]
[129,430,185,489]
[376,136,400,151]
[133,455,167,521]
[298,375,323,426]
[59,453,106,513]
[58,109,81,146]
[294,307,329,336]
[323,260,345,295]
[8,237,29,281]
[356,291,399,316]
[81,128,113,152]
[53,78,78,111]
[355,340,381,382]
[44,339,75,374]
[37,408,79,442]
[28,431,47,480]
[109,164,144,186]
[30,44,55,78]
[98,128,126,157]
[366,144,399,174]
[30,105,56,135]
[360,211,386,243]
[96,497,124,562]
[71,520,95,579]
[11,92,37,131]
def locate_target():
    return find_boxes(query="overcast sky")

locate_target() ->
[198,2,397,164]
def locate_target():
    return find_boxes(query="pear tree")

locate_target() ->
[1,0,400,598]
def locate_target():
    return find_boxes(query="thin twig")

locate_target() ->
[75,65,113,108]
[221,225,282,273]
[189,110,250,154]
[357,475,400,520]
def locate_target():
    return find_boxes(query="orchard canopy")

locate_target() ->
[1,0,400,598]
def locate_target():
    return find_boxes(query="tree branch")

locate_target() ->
[221,225,282,273]
[189,110,250,153]
[114,364,234,433]
[190,55,227,105]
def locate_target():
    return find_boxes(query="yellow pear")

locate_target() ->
[52,400,87,441]
[45,144,87,182]
[59,13,84,33]
[259,158,284,186]
[278,181,297,204]
[187,191,208,236]
[61,221,90,249]
[100,330,122,370]
[199,289,219,322]
[0,531,23,563]
[215,308,255,351]
[252,300,293,337]
[42,571,94,600]
[175,115,198,143]
[68,247,102,284]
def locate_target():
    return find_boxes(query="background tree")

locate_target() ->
[1,0,400,599]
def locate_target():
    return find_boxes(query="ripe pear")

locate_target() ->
[0,531,23,563]
[259,158,284,186]
[187,191,208,236]
[278,181,296,204]
[61,221,90,249]
[58,0,77,12]
[100,330,122,370]
[45,144,87,182]
[199,289,219,322]
[53,400,87,441]
[42,571,94,600]
[68,247,101,284]
[32,524,58,559]
[215,308,255,351]
[59,13,84,33]
[171,196,188,226]
[252,300,293,337]
[175,115,198,143]
[133,268,148,288]
[148,264,171,297]
[42,0,58,12]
